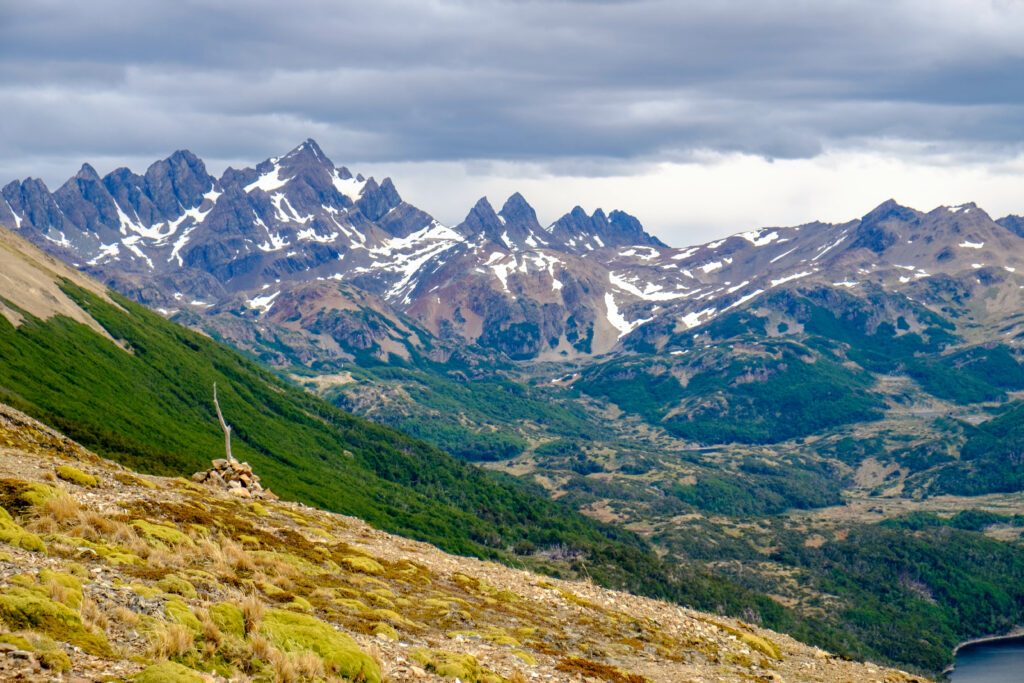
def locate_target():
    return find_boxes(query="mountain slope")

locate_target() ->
[0,407,925,682]
[0,222,830,644]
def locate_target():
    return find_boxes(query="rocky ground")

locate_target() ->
[0,402,930,682]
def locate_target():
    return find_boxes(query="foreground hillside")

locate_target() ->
[0,403,926,682]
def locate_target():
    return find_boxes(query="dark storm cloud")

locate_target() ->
[2,0,1024,183]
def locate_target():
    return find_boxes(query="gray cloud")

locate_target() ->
[2,0,1024,186]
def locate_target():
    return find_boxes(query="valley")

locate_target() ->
[4,140,1024,678]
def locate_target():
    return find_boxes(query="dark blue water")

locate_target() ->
[950,636,1024,682]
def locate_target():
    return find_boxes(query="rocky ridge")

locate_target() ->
[7,141,1024,365]
[0,402,926,682]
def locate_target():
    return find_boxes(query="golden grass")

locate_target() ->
[241,593,265,636]
[149,623,194,659]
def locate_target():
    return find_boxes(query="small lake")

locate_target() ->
[950,636,1024,682]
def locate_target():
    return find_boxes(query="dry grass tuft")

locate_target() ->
[81,596,109,633]
[268,648,300,683]
[46,580,72,606]
[295,650,326,679]
[114,606,140,629]
[247,634,274,664]
[197,607,224,646]
[241,593,265,636]
[222,537,257,573]
[150,623,194,659]
[43,494,79,522]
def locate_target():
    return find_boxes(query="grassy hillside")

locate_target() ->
[0,280,806,636]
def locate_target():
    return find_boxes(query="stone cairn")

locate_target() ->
[192,455,277,500]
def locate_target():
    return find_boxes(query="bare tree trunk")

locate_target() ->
[213,382,234,463]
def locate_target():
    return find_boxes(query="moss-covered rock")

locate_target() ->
[412,648,504,683]
[209,602,245,639]
[0,633,32,650]
[39,570,83,608]
[0,586,111,655]
[0,506,46,553]
[156,574,197,598]
[259,608,381,683]
[37,649,72,671]
[134,660,205,682]
[340,554,384,575]
[164,599,201,635]
[371,608,419,629]
[51,534,142,565]
[0,632,72,671]
[738,632,782,660]
[0,479,60,515]
[56,465,99,487]
[113,472,157,489]
[133,520,195,548]
[285,595,313,612]
[372,622,398,640]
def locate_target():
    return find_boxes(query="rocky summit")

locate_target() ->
[0,402,926,682]
[6,141,1024,367]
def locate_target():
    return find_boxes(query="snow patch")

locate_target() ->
[680,307,717,330]
[245,165,288,193]
[604,293,652,338]
[257,231,290,252]
[770,246,798,264]
[121,235,154,269]
[812,235,847,261]
[297,228,339,243]
[87,242,120,265]
[247,290,280,313]
[958,240,984,249]
[727,280,749,294]
[608,272,690,301]
[738,229,779,247]
[770,271,812,287]
[724,289,765,311]
[833,281,859,288]
[5,201,22,228]
[700,261,722,274]
[331,170,366,201]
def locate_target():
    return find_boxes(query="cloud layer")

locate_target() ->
[2,0,1024,242]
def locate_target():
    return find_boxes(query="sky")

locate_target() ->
[2,0,1024,246]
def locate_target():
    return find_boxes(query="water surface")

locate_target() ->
[950,635,1024,682]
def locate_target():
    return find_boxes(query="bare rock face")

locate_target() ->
[191,455,277,500]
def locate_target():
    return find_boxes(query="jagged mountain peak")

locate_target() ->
[497,193,546,245]
[74,163,102,182]
[549,204,663,252]
[859,198,921,226]
[278,138,332,168]
[458,196,503,241]
[500,191,534,215]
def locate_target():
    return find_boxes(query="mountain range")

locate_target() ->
[5,141,1024,677]
[6,139,1024,369]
